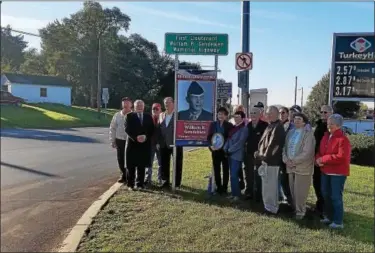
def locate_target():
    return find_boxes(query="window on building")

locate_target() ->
[40,88,47,97]
[2,85,9,92]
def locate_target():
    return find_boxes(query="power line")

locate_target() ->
[1,27,40,37]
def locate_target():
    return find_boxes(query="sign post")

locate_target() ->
[102,88,109,117]
[329,33,374,106]
[165,33,229,192]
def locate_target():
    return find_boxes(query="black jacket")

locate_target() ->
[314,119,328,153]
[246,120,269,155]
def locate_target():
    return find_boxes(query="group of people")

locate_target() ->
[109,97,183,190]
[208,103,351,229]
[109,97,351,230]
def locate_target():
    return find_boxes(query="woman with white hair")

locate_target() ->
[282,112,316,220]
[315,114,351,229]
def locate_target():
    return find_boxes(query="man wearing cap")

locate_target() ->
[245,107,268,200]
[178,81,213,121]
[109,97,132,183]
[145,103,162,185]
[254,102,266,122]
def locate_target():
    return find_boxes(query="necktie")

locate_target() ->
[138,113,143,124]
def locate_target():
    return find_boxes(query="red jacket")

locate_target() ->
[315,129,351,176]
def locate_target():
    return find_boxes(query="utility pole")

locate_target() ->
[97,37,102,116]
[294,76,298,105]
[300,87,304,108]
[240,1,250,117]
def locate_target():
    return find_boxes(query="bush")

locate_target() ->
[349,134,374,166]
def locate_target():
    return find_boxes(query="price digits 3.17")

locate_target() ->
[335,86,352,96]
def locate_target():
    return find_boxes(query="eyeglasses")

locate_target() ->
[279,111,286,114]
[320,111,328,114]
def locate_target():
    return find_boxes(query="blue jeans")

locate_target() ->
[321,173,347,225]
[230,158,242,197]
[145,145,161,182]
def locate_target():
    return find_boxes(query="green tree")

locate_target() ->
[19,49,48,75]
[1,25,28,73]
[40,1,131,107]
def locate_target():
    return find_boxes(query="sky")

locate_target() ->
[1,1,374,108]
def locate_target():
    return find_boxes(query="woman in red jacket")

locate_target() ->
[315,114,351,229]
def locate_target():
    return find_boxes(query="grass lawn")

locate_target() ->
[77,149,374,252]
[0,103,116,128]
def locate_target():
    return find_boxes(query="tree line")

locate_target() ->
[1,1,215,110]
[1,1,365,118]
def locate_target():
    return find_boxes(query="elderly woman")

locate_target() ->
[315,114,351,229]
[224,111,248,201]
[282,112,316,219]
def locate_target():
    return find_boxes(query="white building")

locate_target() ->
[249,88,268,109]
[1,73,72,106]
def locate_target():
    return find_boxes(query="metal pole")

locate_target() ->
[172,54,179,192]
[301,87,304,108]
[211,55,219,195]
[241,1,250,117]
[97,37,102,115]
[294,76,298,105]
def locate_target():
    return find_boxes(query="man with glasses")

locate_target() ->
[313,105,333,216]
[278,106,293,206]
[145,103,162,185]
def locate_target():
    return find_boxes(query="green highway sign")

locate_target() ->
[164,33,229,56]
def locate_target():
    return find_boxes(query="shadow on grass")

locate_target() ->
[0,103,110,129]
[0,128,100,143]
[141,184,374,246]
[32,103,112,122]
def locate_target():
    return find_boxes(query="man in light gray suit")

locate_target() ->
[157,97,183,189]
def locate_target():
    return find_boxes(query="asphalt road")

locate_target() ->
[1,127,194,252]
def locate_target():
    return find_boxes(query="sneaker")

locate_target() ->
[329,223,344,229]
[232,196,240,202]
[227,195,234,200]
[320,217,331,224]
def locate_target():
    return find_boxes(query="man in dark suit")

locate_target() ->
[245,107,269,200]
[178,81,213,121]
[207,107,233,195]
[124,99,155,190]
[157,97,183,189]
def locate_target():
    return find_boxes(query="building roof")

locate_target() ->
[2,73,72,87]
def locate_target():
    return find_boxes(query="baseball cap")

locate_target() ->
[254,102,264,108]
[290,105,302,113]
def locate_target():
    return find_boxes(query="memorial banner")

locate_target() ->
[175,69,216,146]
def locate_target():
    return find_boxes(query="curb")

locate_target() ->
[57,147,202,252]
